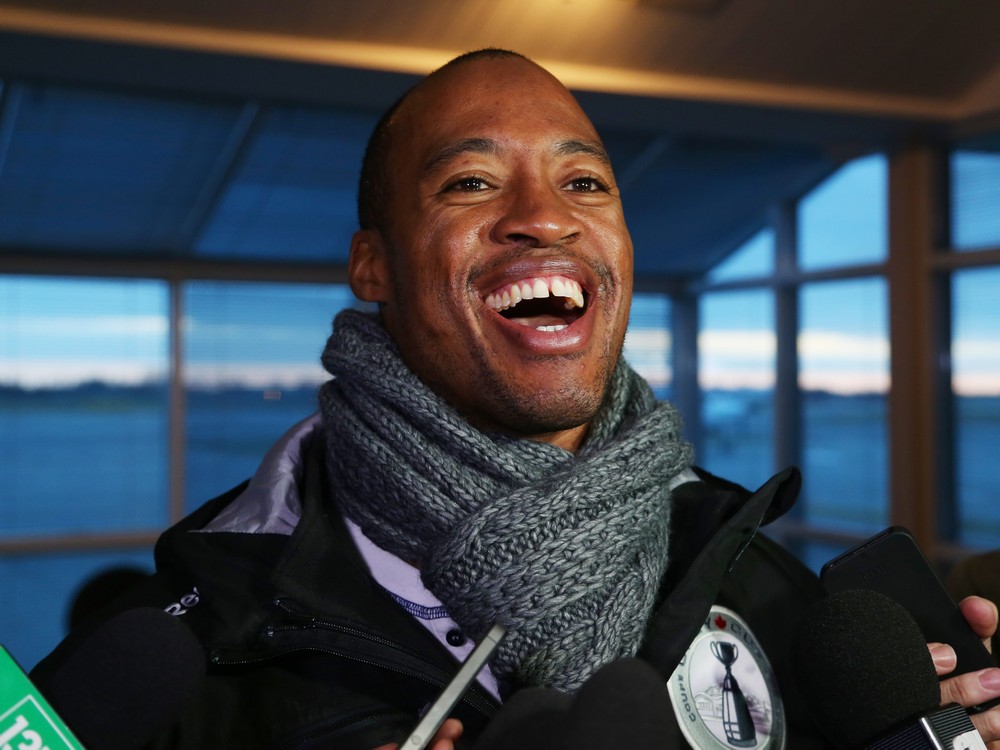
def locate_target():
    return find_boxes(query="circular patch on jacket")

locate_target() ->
[666,605,785,749]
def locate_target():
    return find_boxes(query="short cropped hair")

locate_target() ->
[356,48,529,235]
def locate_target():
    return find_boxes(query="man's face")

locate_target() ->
[351,57,634,450]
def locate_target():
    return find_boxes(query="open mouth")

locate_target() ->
[484,275,587,331]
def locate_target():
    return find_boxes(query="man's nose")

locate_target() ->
[492,182,581,247]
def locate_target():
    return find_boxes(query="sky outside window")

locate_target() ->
[707,228,775,283]
[0,276,170,537]
[951,149,1000,251]
[0,276,168,387]
[698,289,775,490]
[952,268,1000,547]
[798,278,888,533]
[182,281,356,507]
[624,293,671,400]
[798,154,887,271]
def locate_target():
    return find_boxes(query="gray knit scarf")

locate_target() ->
[319,309,692,692]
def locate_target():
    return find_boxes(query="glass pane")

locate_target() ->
[951,149,1000,251]
[0,277,170,537]
[624,293,671,401]
[0,549,153,671]
[183,282,355,510]
[707,228,775,283]
[798,154,887,271]
[952,268,1000,546]
[698,289,775,490]
[799,278,888,532]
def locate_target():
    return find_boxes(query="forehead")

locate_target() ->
[392,58,603,162]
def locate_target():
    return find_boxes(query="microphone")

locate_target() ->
[474,657,678,749]
[792,588,986,749]
[29,607,207,749]
[473,686,571,749]
[568,657,676,749]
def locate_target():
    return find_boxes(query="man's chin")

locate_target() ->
[468,388,607,446]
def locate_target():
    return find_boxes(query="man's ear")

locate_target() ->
[348,229,391,303]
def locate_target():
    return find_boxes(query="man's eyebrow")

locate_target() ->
[555,139,612,166]
[422,138,500,178]
[421,137,612,178]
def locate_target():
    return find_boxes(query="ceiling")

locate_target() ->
[1,0,1000,279]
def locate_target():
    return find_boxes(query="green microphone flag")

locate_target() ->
[1,646,84,750]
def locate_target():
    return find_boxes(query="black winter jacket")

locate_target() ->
[34,429,830,749]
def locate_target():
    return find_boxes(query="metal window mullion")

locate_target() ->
[886,139,943,556]
[671,288,701,455]
[931,145,957,544]
[771,201,802,483]
[168,277,187,524]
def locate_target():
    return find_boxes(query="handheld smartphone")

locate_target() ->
[821,526,995,681]
[401,623,507,750]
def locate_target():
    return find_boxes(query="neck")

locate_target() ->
[524,423,589,452]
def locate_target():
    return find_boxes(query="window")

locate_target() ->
[798,154,887,270]
[798,279,889,533]
[0,276,168,669]
[0,277,170,536]
[952,268,1000,546]
[0,275,360,667]
[183,282,355,509]
[707,228,775,283]
[690,153,893,569]
[624,293,672,401]
[698,289,775,490]
[951,149,1000,251]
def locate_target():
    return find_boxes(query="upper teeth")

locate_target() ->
[485,275,585,312]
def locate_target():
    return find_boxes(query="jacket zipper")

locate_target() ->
[210,597,498,720]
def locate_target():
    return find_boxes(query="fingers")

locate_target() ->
[929,643,957,676]
[970,704,1000,744]
[939,667,1000,711]
[370,718,463,750]
[941,669,1000,742]
[960,596,1000,649]
[431,718,464,750]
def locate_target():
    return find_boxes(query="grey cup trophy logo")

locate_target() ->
[667,606,785,749]
[710,641,757,747]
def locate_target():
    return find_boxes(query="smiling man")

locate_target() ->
[33,49,1000,750]
[348,50,632,450]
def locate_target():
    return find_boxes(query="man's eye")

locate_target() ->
[446,176,491,192]
[567,176,608,193]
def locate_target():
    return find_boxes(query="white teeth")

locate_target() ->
[484,275,586,313]
[536,324,567,332]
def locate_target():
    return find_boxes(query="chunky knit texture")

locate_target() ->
[319,310,692,692]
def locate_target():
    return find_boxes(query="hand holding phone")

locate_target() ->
[821,526,996,681]
[401,623,507,750]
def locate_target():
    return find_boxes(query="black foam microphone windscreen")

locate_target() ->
[37,607,206,750]
[791,588,942,749]
[474,686,571,750]
[568,657,677,750]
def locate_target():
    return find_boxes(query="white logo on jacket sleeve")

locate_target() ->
[667,606,785,749]
[164,586,200,616]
